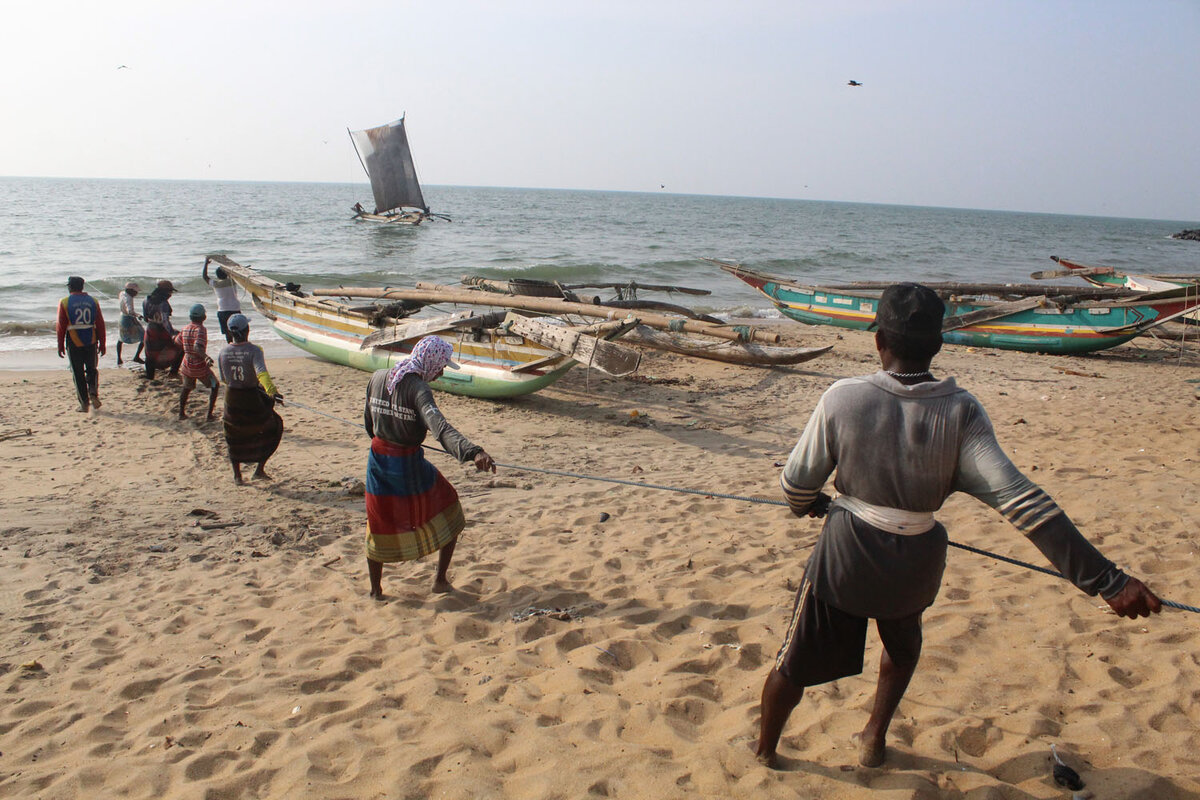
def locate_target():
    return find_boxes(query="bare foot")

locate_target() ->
[233,476,244,486]
[755,751,780,769]
[252,468,270,481]
[370,588,385,601]
[76,403,88,413]
[91,395,102,409]
[857,732,886,768]
[206,413,215,422]
[178,412,187,420]
[432,578,454,594]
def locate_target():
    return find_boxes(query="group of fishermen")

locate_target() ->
[58,275,1165,770]
[356,282,1164,771]
[57,266,284,485]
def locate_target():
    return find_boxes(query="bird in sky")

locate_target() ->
[847,79,862,86]
[117,65,130,70]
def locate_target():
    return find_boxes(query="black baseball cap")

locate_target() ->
[869,283,945,337]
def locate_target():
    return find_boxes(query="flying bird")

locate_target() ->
[847,80,862,87]
[117,65,130,70]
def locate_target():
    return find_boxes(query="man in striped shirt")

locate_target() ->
[175,304,219,421]
[755,282,1161,770]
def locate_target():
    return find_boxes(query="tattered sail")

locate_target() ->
[349,117,427,215]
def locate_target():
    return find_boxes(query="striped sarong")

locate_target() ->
[223,387,283,464]
[365,437,464,563]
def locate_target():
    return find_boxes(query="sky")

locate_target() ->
[2,0,1197,221]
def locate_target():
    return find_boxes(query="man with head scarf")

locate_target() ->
[362,336,496,598]
[755,283,1162,770]
[56,276,106,412]
[217,314,283,484]
[175,303,219,421]
[142,279,183,380]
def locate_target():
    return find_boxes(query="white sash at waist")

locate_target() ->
[832,495,936,536]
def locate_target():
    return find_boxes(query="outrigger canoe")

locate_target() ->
[1036,255,1199,292]
[719,261,1200,355]
[457,275,832,366]
[210,256,640,399]
[1036,256,1200,327]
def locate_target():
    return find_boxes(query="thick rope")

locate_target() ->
[282,398,1199,614]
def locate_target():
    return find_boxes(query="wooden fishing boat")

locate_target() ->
[314,283,783,345]
[210,256,640,399]
[1037,256,1200,292]
[1036,256,1200,326]
[457,275,831,366]
[310,280,839,367]
[348,115,446,225]
[719,261,1200,355]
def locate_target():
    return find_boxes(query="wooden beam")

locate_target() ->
[942,296,1047,332]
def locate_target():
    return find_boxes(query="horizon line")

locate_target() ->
[0,174,1195,225]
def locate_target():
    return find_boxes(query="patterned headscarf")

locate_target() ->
[386,336,457,394]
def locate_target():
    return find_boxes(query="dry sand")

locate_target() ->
[2,327,1199,799]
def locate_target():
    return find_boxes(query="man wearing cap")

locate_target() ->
[202,257,242,343]
[116,281,145,366]
[56,276,106,412]
[755,282,1162,770]
[175,303,219,421]
[217,314,284,484]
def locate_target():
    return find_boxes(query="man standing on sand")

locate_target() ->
[363,336,495,598]
[175,304,219,421]
[217,314,284,485]
[115,281,145,366]
[755,282,1162,770]
[202,257,242,343]
[56,276,107,412]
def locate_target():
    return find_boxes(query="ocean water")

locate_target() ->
[1,176,1196,360]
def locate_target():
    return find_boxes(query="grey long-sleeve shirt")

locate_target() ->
[364,370,481,463]
[781,371,1128,618]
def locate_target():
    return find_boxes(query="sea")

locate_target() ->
[2,176,1197,367]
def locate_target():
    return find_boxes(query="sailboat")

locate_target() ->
[348,115,443,225]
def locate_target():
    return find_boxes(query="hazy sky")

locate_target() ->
[2,1,1197,220]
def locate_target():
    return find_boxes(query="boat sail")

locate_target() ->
[348,116,441,225]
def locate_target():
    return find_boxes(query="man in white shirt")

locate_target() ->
[203,257,243,342]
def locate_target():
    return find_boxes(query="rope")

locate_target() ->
[282,398,1199,614]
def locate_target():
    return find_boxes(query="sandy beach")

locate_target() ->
[2,326,1199,799]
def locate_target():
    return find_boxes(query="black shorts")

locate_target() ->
[774,578,923,688]
[217,310,238,338]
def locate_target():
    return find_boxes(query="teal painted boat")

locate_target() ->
[213,256,635,399]
[721,262,1200,355]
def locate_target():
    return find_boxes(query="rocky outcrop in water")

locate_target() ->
[1171,228,1200,241]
